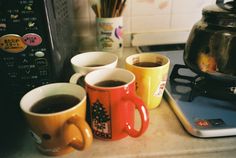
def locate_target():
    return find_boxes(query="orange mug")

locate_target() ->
[20,83,93,156]
[85,68,149,140]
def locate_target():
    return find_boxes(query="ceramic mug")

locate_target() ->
[96,17,123,58]
[125,53,170,109]
[85,68,149,140]
[70,51,118,86]
[20,83,93,156]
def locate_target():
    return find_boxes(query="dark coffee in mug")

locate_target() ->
[133,62,162,67]
[95,80,126,87]
[31,94,80,114]
[85,64,104,67]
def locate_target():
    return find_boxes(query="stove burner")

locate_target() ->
[170,64,236,101]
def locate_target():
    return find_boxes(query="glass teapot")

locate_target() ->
[184,0,236,83]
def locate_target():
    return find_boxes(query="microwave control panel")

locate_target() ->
[0,0,53,96]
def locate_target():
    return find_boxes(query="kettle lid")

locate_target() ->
[203,0,236,18]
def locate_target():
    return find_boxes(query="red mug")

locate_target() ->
[85,68,149,140]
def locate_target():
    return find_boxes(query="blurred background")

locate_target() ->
[72,0,217,51]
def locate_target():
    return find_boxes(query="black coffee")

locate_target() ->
[85,64,104,67]
[30,94,80,114]
[95,80,126,87]
[133,62,162,67]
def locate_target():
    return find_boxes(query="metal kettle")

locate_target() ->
[184,0,236,83]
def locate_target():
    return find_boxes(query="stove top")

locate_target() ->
[137,46,236,138]
[170,64,236,102]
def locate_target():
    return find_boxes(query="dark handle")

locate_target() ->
[216,0,236,11]
[216,0,224,4]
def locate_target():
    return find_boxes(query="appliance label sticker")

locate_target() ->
[154,80,166,97]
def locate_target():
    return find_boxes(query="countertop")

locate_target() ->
[1,47,236,158]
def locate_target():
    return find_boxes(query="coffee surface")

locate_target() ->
[31,94,80,114]
[85,64,104,67]
[133,62,161,67]
[95,80,126,87]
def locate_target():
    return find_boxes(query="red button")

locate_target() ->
[195,120,209,127]
[22,33,42,46]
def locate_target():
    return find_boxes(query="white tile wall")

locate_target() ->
[72,0,217,51]
[131,0,171,16]
[131,15,171,33]
[171,0,213,14]
[170,0,214,29]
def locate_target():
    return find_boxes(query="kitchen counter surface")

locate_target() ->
[2,47,236,158]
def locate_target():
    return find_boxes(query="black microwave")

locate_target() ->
[0,0,75,101]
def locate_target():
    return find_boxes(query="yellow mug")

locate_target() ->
[125,53,170,109]
[20,83,93,156]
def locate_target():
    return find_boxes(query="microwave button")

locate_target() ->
[23,33,42,46]
[10,14,19,20]
[39,70,48,76]
[0,23,6,30]
[27,21,35,28]
[24,5,32,11]
[35,51,45,57]
[0,34,27,53]
[35,58,48,67]
[22,59,28,64]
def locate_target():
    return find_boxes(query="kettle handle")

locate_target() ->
[216,0,236,11]
[216,0,224,4]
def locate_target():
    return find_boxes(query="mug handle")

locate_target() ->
[123,95,149,137]
[69,73,85,85]
[63,115,93,150]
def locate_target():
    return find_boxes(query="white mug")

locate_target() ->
[70,51,118,85]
